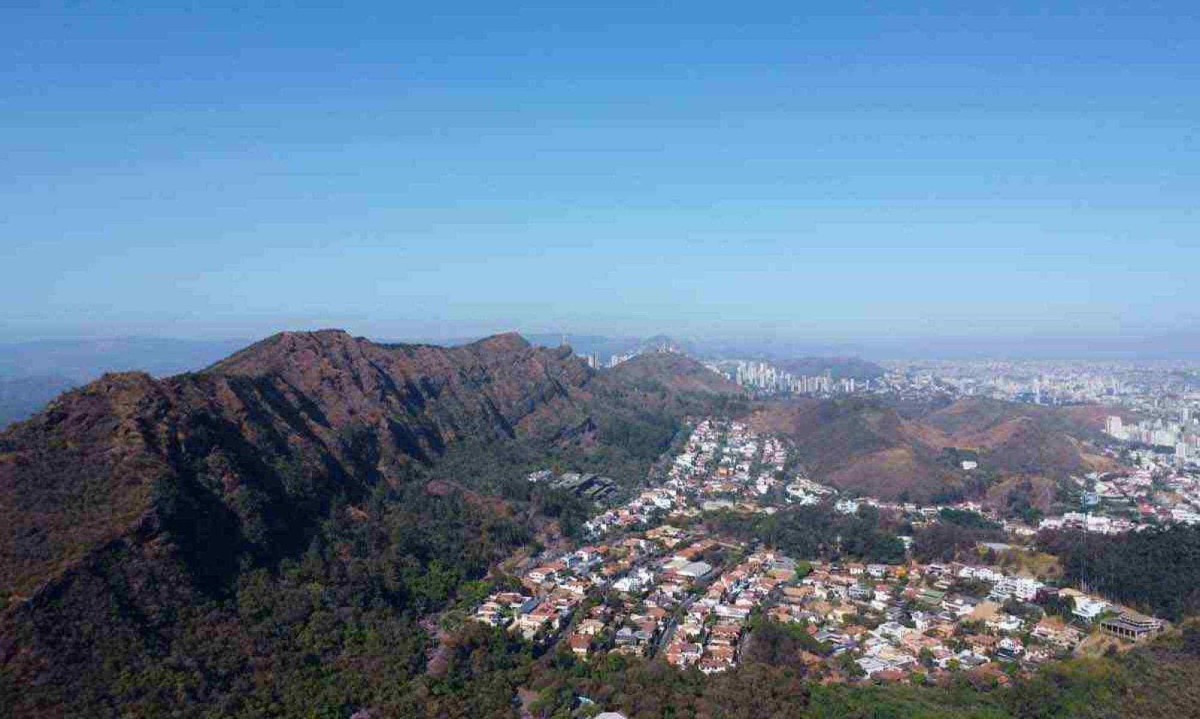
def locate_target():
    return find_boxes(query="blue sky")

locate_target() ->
[2,1,1197,347]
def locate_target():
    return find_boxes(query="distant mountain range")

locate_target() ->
[0,337,248,381]
[0,337,247,428]
[0,375,77,428]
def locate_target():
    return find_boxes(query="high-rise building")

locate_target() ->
[1105,416,1123,437]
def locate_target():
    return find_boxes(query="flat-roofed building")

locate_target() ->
[1100,611,1163,641]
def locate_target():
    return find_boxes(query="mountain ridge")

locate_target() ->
[0,329,751,714]
[0,330,742,599]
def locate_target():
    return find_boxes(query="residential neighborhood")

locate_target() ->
[473,418,1168,687]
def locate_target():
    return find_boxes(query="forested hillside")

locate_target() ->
[1038,525,1200,621]
[0,331,743,717]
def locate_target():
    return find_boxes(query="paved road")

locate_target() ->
[651,594,697,658]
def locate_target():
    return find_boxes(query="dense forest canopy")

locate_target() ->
[705,503,907,565]
[1038,525,1200,621]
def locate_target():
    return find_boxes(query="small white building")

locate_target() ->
[1072,596,1108,623]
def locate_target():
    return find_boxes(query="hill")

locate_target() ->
[921,398,1116,478]
[750,398,960,502]
[0,330,743,716]
[751,397,1113,503]
[920,397,1109,440]
[774,356,886,381]
[600,352,739,396]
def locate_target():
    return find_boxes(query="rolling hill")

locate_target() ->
[751,396,1115,503]
[599,351,739,396]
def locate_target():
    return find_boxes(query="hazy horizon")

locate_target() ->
[2,326,1198,362]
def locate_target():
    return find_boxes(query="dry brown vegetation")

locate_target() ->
[750,396,1115,503]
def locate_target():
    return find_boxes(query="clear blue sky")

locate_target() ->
[2,1,1197,347]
